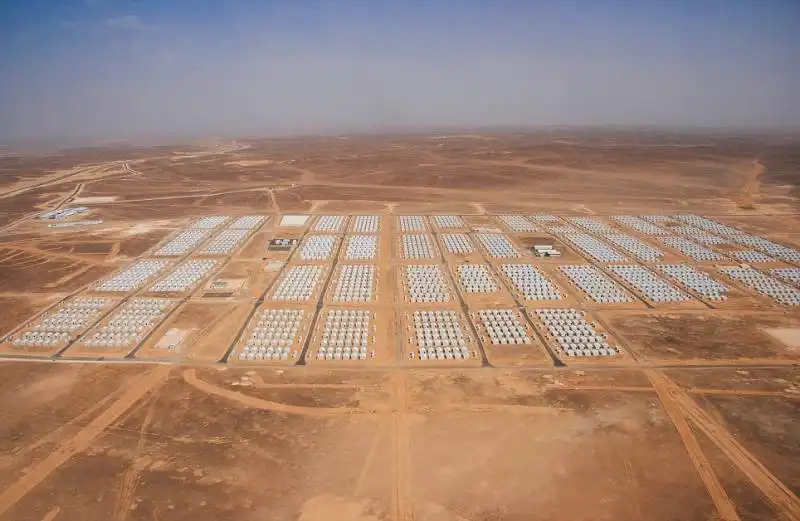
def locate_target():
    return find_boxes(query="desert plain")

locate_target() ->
[0,130,798,521]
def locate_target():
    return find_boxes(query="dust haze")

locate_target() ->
[1,1,799,143]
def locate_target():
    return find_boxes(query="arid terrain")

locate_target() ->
[0,130,798,521]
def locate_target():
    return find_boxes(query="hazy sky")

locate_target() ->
[1,0,799,141]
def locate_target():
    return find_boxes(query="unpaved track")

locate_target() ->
[182,369,368,416]
[40,507,60,521]
[250,373,358,390]
[0,180,84,236]
[112,385,162,521]
[646,370,741,521]
[44,264,94,288]
[353,419,387,497]
[0,168,89,199]
[654,371,800,521]
[53,183,84,211]
[267,188,281,216]
[389,371,412,521]
[549,384,800,399]
[0,380,133,472]
[735,159,765,208]
[97,186,267,204]
[0,365,171,520]
[282,164,317,184]
[689,388,800,399]
[434,403,572,415]
[550,385,654,393]
[0,245,109,265]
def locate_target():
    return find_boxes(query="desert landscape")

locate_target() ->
[0,131,798,521]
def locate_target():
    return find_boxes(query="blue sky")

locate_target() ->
[1,0,799,142]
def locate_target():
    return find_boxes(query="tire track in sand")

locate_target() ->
[250,373,359,390]
[40,507,60,521]
[389,371,412,521]
[182,369,368,416]
[353,420,387,497]
[0,383,130,473]
[646,370,741,521]
[266,188,281,216]
[0,366,171,520]
[689,388,800,399]
[113,382,164,521]
[652,371,800,521]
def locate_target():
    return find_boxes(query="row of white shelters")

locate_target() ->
[299,235,337,261]
[351,215,381,233]
[657,264,729,301]
[272,265,325,301]
[191,216,230,229]
[153,229,212,257]
[457,264,498,293]
[608,265,690,303]
[95,259,170,292]
[151,259,217,293]
[412,310,471,360]
[659,237,723,261]
[568,217,616,235]
[39,207,89,220]
[528,214,561,224]
[671,225,729,245]
[769,267,800,286]
[533,308,617,357]
[441,233,473,254]
[550,224,582,235]
[331,264,375,302]
[673,215,743,237]
[399,215,426,231]
[611,216,669,236]
[12,297,113,347]
[404,265,450,302]
[641,215,675,225]
[729,234,800,263]
[603,234,665,262]
[228,215,266,230]
[498,215,537,233]
[501,264,562,300]
[562,233,628,263]
[344,235,378,260]
[314,215,346,233]
[198,229,250,255]
[477,309,531,345]
[559,265,633,303]
[720,267,800,305]
[475,233,520,258]
[239,308,304,361]
[730,250,774,263]
[434,215,466,228]
[401,234,435,259]
[82,298,172,349]
[315,309,374,360]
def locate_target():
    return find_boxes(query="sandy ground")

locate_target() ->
[0,131,799,521]
[0,364,797,521]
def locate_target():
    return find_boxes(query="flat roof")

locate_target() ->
[279,214,310,227]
